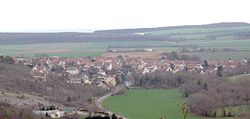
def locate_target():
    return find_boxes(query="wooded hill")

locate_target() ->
[1,22,250,44]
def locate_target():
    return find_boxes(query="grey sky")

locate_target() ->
[0,0,249,32]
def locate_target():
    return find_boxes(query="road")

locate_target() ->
[94,85,126,118]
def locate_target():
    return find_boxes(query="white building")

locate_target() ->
[66,68,79,75]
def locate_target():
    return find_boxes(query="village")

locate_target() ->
[13,54,249,88]
[4,54,248,118]
[14,55,248,81]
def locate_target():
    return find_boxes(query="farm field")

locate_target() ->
[0,41,176,57]
[1,37,250,60]
[102,50,165,59]
[178,39,250,60]
[184,51,250,60]
[0,42,106,57]
[178,39,250,51]
[104,89,231,119]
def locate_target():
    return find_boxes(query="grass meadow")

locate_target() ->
[104,89,232,119]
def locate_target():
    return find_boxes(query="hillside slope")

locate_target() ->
[1,22,250,44]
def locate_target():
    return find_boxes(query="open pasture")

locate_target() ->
[104,89,232,119]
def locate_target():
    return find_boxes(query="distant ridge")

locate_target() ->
[94,22,250,34]
[1,22,250,44]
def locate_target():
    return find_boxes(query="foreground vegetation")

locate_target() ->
[0,102,41,119]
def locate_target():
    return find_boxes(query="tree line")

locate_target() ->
[180,78,250,117]
[0,33,175,44]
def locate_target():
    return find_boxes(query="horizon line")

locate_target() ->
[0,21,249,33]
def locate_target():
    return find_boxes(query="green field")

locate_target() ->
[184,51,250,60]
[104,89,230,119]
[0,41,178,57]
[1,38,250,59]
[0,42,107,57]
[179,39,250,60]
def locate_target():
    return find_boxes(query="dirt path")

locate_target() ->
[94,85,126,118]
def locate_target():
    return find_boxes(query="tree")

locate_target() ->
[111,113,118,119]
[187,93,218,117]
[197,80,201,86]
[203,83,208,91]
[217,65,223,77]
[178,102,188,119]
[203,60,209,69]
[247,58,250,66]
[45,113,49,117]
[50,105,56,110]
[171,51,179,60]
[0,56,14,64]
[170,63,175,70]
[67,96,71,102]
[41,107,45,111]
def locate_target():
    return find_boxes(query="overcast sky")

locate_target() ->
[0,0,249,32]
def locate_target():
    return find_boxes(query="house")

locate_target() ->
[150,65,158,72]
[82,74,91,84]
[144,49,153,52]
[64,107,77,115]
[14,57,32,65]
[124,81,132,87]
[98,70,107,76]
[166,67,173,72]
[82,74,89,80]
[66,68,79,75]
[67,77,82,84]
[31,63,48,80]
[103,75,116,86]
[105,63,113,71]
[97,82,109,89]
[50,110,64,118]
[33,110,64,118]
[138,60,145,70]
[67,74,90,84]
[58,60,66,68]
[142,67,150,74]
[94,61,104,69]
[83,79,92,85]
